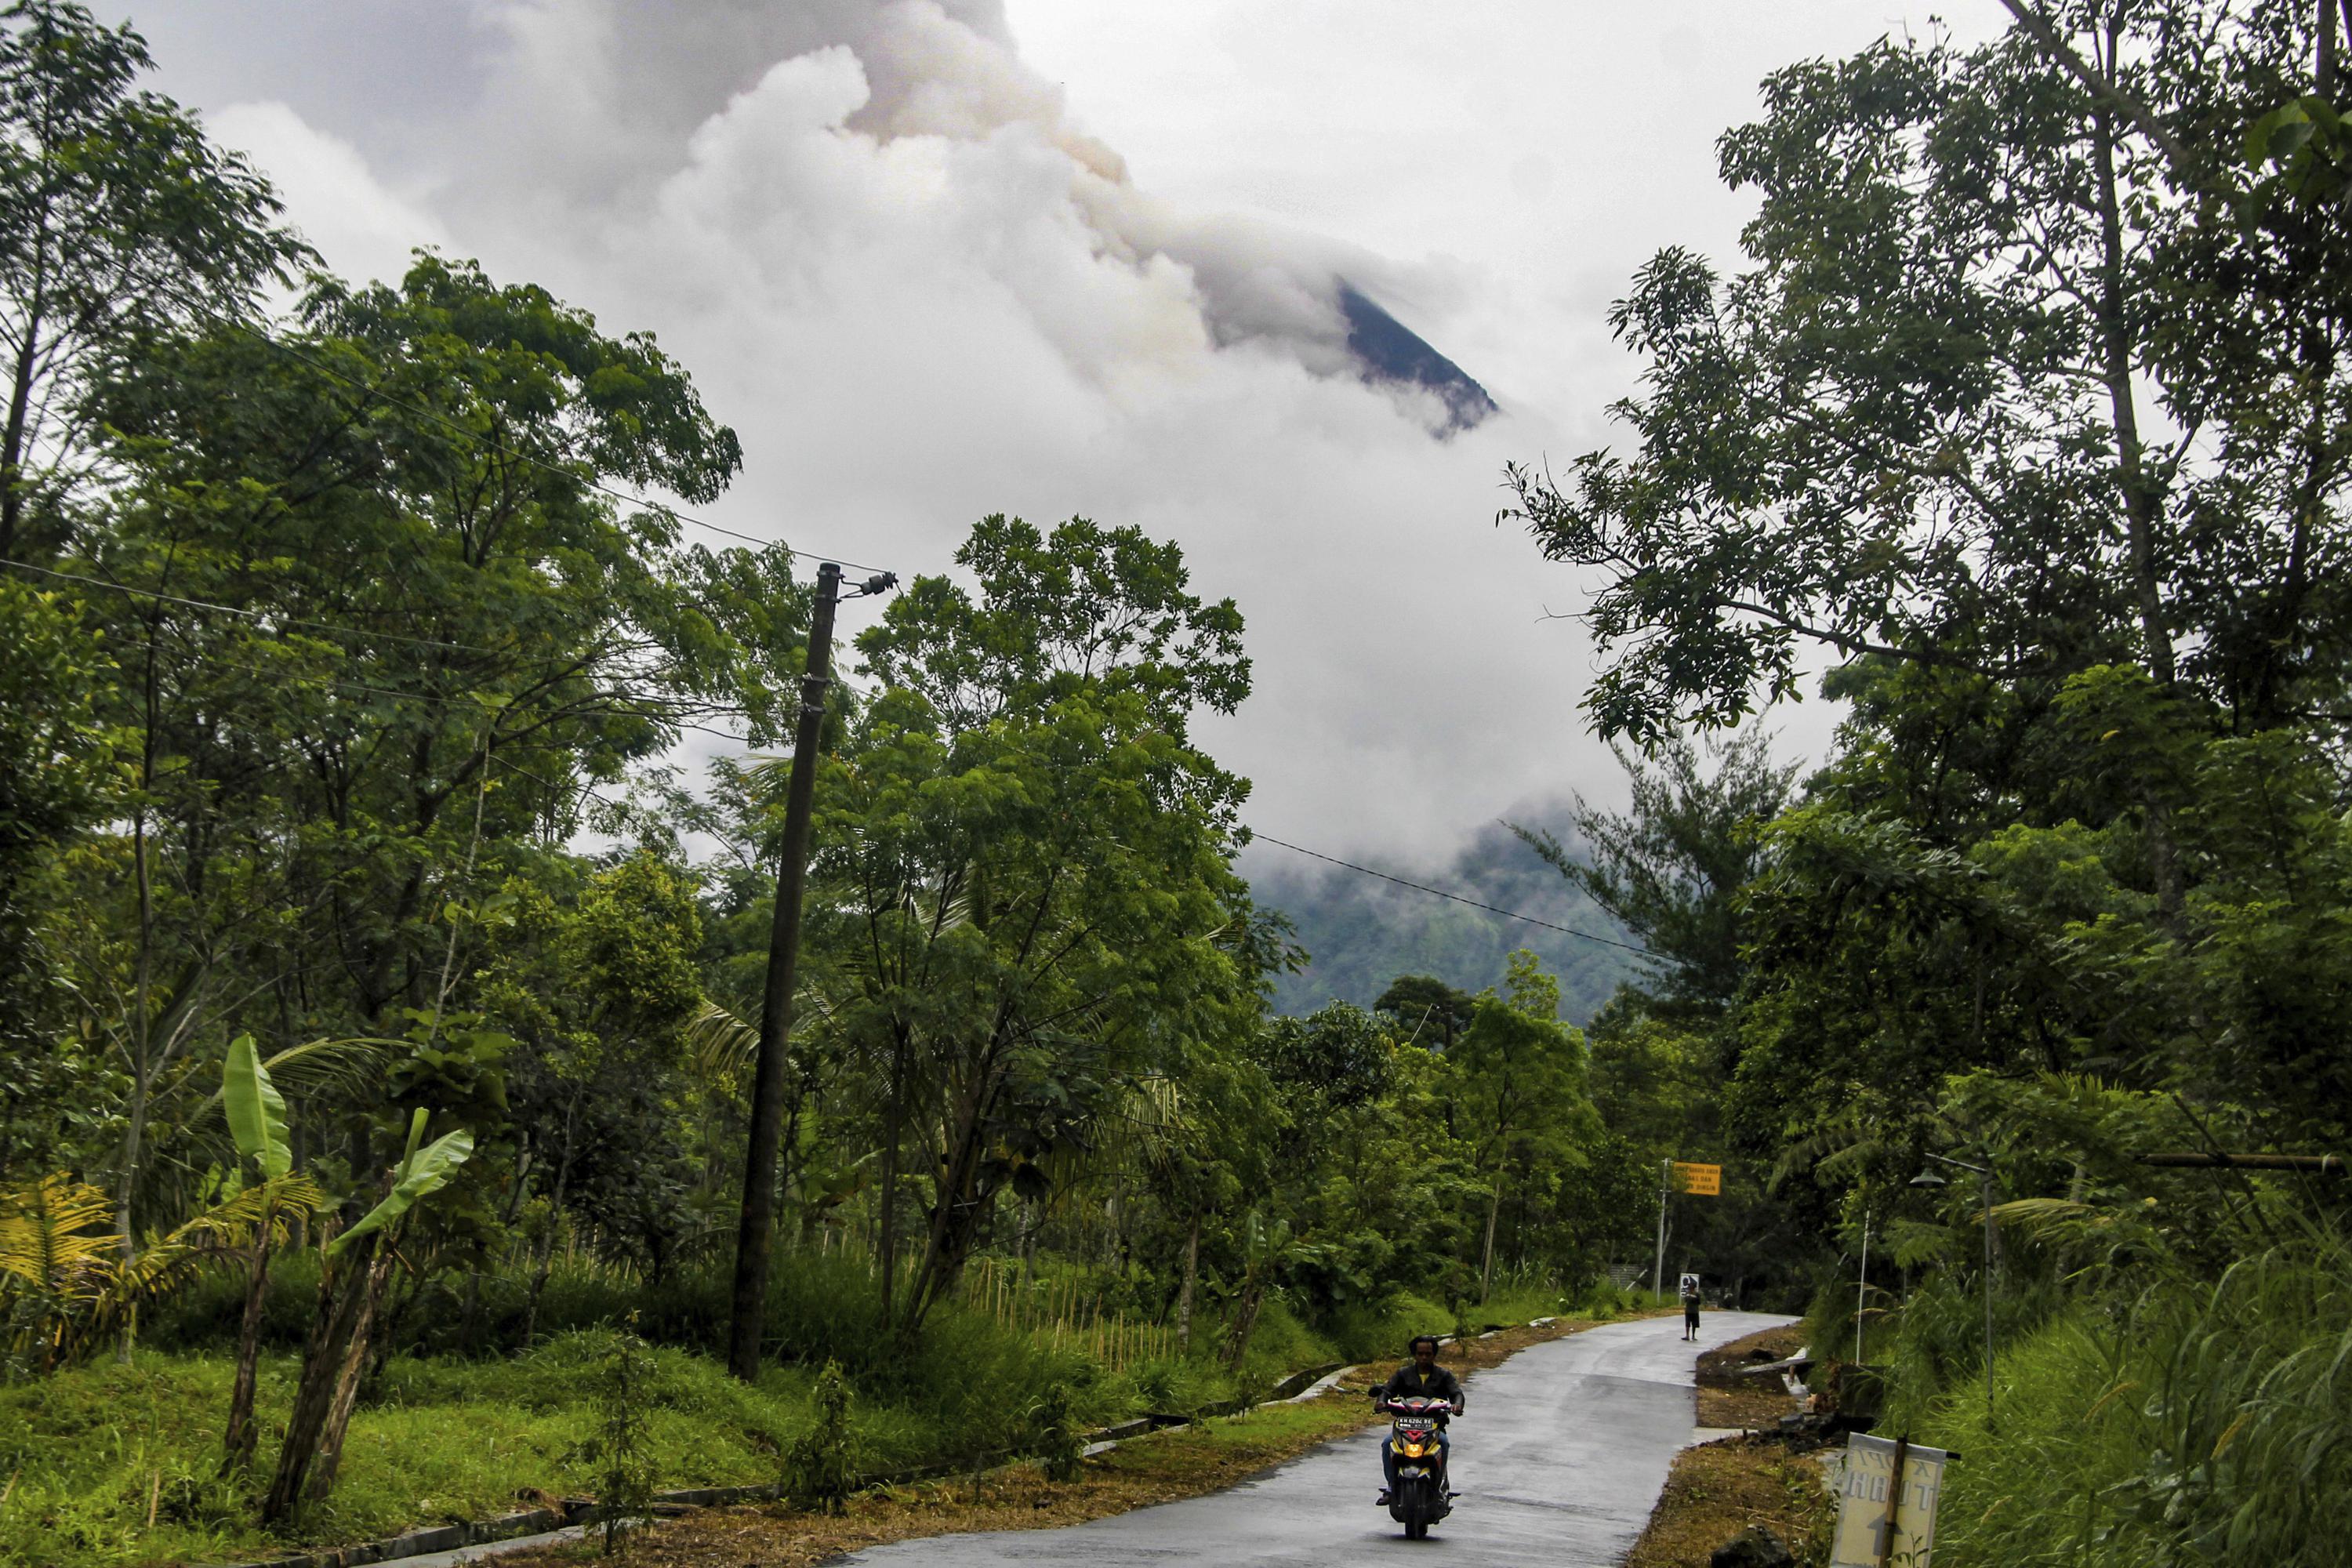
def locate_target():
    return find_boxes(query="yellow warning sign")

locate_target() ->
[1674,1162,1722,1196]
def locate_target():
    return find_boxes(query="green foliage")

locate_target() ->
[220,1036,289,1182]
[1502,3,2352,743]
[1886,1231,2352,1568]
[1514,730,1793,1019]
[328,1112,474,1258]
[1026,1379,1085,1484]
[592,1321,657,1555]
[0,0,311,558]
[782,1359,862,1515]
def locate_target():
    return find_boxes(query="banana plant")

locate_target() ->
[328,1108,476,1257]
[263,1105,474,1521]
[220,1035,325,1468]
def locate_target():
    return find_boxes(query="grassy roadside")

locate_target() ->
[0,1279,1631,1567]
[1625,1325,1834,1568]
[495,1314,1621,1567]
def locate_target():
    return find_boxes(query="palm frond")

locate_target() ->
[184,1036,399,1126]
[0,1175,118,1297]
[111,1174,325,1310]
[685,1000,760,1079]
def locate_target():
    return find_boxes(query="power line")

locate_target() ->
[7,557,515,656]
[102,627,753,746]
[178,299,893,577]
[10,555,877,741]
[1246,831,1651,956]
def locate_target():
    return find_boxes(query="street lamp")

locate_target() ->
[1911,1151,1996,1429]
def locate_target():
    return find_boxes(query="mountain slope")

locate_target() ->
[1250,816,1639,1025]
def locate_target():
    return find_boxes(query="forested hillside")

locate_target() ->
[1251,818,1637,1022]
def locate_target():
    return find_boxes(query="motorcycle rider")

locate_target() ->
[1376,1334,1465,1502]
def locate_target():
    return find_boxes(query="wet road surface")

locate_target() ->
[838,1310,1794,1568]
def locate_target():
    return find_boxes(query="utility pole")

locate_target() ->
[1912,1150,1995,1428]
[1652,1158,1671,1300]
[1856,1210,1871,1363]
[728,561,842,1383]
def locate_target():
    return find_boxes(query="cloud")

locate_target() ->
[209,102,451,286]
[137,0,1926,877]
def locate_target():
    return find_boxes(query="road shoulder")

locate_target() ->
[487,1313,1650,1567]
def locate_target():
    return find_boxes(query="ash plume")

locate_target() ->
[477,0,1495,431]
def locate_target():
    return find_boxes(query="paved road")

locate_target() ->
[840,1311,1794,1568]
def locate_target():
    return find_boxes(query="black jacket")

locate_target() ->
[1381,1362,1465,1408]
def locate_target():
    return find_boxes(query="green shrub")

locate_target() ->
[782,1360,862,1514]
[1026,1380,1085,1483]
[591,1323,657,1556]
[1892,1236,2352,1568]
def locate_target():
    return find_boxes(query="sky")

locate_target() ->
[122,0,1986,877]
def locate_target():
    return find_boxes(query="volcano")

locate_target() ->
[1338,282,1498,433]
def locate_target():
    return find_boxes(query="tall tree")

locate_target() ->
[818,514,1261,1337]
[0,0,307,560]
[63,252,753,1247]
[1513,731,1795,1021]
[1501,1,2352,752]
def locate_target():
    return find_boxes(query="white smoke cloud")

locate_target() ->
[436,0,1425,413]
[132,0,1930,875]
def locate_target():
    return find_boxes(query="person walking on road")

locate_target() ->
[1679,1275,1702,1341]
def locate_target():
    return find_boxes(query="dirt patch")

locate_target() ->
[1623,1436,1836,1568]
[494,1316,1623,1567]
[1695,1323,1806,1431]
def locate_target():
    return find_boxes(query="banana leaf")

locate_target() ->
[328,1110,474,1258]
[223,1034,292,1180]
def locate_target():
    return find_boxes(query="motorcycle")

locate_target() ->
[1378,1394,1457,1539]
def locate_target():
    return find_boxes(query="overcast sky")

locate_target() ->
[122,0,1987,874]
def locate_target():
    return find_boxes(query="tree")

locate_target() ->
[814,514,1261,1338]
[1443,953,1598,1298]
[0,0,308,559]
[262,1106,473,1522]
[0,579,108,1174]
[1513,731,1795,1022]
[1501,2,2352,751]
[49,252,754,1268]
[217,1033,321,1470]
[485,853,705,1329]
[1374,975,1477,1051]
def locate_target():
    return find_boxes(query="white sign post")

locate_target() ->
[1830,1433,1947,1568]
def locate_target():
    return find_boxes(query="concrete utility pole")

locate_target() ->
[728,561,842,1383]
[1652,1158,1671,1299]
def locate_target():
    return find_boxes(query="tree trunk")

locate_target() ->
[2091,94,2186,924]
[0,238,48,562]
[1221,1285,1266,1373]
[222,1220,276,1470]
[1176,1214,1201,1353]
[309,1253,397,1500]
[1479,1181,1503,1302]
[262,1237,390,1522]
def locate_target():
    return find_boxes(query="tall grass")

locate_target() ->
[1887,1234,2352,1567]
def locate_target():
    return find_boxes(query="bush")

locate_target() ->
[591,1323,657,1556]
[1889,1235,2352,1568]
[782,1360,861,1514]
[1026,1380,1085,1483]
